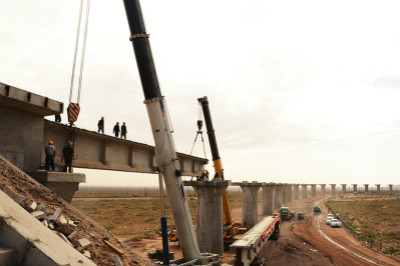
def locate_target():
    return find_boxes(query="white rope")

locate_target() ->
[77,0,91,104]
[69,0,83,104]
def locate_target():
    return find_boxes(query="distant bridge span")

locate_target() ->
[43,120,207,176]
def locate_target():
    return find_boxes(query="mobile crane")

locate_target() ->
[122,0,218,264]
[197,96,241,239]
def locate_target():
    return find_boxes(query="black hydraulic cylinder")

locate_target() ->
[123,0,162,100]
[198,97,220,161]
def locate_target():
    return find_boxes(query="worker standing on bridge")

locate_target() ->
[113,122,120,137]
[97,116,105,133]
[44,141,56,171]
[62,141,74,173]
[121,122,127,139]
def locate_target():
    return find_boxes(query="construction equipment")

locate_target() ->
[123,1,219,264]
[279,207,295,221]
[197,96,241,239]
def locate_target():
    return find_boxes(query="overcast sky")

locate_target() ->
[1,0,400,187]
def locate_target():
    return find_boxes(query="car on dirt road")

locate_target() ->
[297,212,304,220]
[313,206,321,214]
[330,219,342,228]
[326,214,334,224]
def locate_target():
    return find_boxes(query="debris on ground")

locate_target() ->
[0,155,154,266]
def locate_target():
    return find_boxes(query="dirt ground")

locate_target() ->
[133,196,400,266]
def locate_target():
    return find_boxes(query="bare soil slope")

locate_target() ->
[0,155,154,266]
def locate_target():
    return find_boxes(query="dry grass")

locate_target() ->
[328,194,400,255]
[72,187,243,240]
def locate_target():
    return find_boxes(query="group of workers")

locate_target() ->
[97,117,128,139]
[44,140,74,173]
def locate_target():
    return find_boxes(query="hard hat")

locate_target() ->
[101,116,104,119]
[48,141,53,145]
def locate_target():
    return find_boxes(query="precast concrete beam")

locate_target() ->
[184,180,230,255]
[320,184,326,196]
[310,184,317,197]
[234,182,261,228]
[330,184,336,195]
[43,121,207,177]
[341,184,346,194]
[364,184,369,193]
[274,184,283,209]
[352,184,358,193]
[302,184,308,198]
[293,184,300,200]
[261,183,275,216]
[375,184,381,193]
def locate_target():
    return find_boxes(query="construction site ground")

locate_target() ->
[130,196,400,266]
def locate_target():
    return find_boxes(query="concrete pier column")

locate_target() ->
[389,184,393,195]
[302,184,308,198]
[364,184,369,193]
[311,184,317,197]
[376,184,381,194]
[184,180,230,255]
[237,181,261,227]
[286,184,293,202]
[320,184,326,196]
[274,184,283,209]
[330,184,336,196]
[281,184,287,204]
[352,184,357,193]
[293,184,300,200]
[341,184,346,194]
[261,183,275,216]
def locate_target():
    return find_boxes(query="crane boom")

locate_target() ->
[198,96,233,225]
[122,0,201,260]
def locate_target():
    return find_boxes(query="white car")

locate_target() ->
[326,214,334,225]
[330,219,342,228]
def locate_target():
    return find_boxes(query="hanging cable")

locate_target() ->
[77,0,91,104]
[69,0,84,104]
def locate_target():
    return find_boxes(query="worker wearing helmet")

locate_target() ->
[62,141,75,173]
[97,116,105,133]
[121,122,128,139]
[44,141,56,171]
[113,122,120,137]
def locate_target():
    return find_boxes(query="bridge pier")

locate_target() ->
[286,184,292,202]
[274,184,283,209]
[293,184,300,200]
[184,180,229,255]
[302,184,308,198]
[311,184,317,197]
[236,182,261,227]
[364,184,369,193]
[375,184,381,194]
[320,184,326,196]
[352,184,358,193]
[29,171,86,203]
[330,184,336,196]
[341,184,347,194]
[261,183,275,216]
[281,184,287,204]
[389,184,393,194]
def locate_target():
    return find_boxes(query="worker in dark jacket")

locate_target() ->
[97,116,104,133]
[62,141,74,173]
[113,122,120,137]
[121,122,127,139]
[45,140,56,171]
